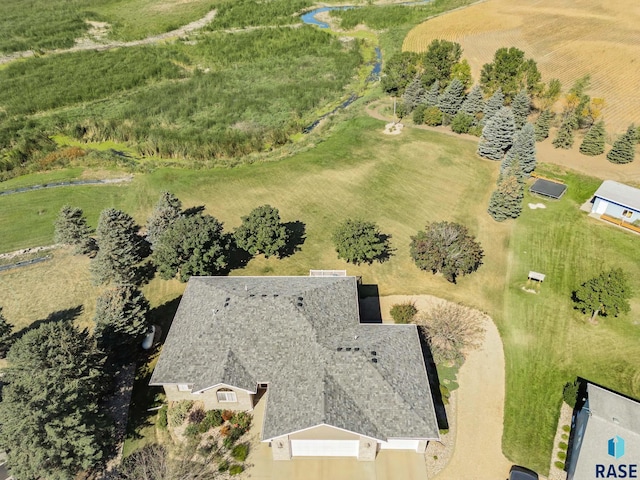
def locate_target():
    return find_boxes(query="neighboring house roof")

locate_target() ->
[592,180,640,212]
[150,276,439,442]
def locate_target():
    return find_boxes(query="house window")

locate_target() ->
[177,384,191,392]
[622,209,633,218]
[217,388,237,403]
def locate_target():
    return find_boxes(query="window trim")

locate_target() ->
[622,209,633,218]
[216,388,238,403]
[177,384,191,392]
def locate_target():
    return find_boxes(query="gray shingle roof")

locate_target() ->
[593,180,640,211]
[150,276,439,441]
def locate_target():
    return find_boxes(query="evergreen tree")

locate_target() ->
[460,84,485,117]
[534,109,554,141]
[402,74,426,112]
[332,219,392,265]
[0,322,111,480]
[573,268,631,322]
[91,209,148,286]
[552,116,577,149]
[579,121,606,156]
[477,107,516,160]
[234,205,288,258]
[481,88,504,125]
[425,80,440,107]
[511,90,531,129]
[54,205,94,255]
[153,214,229,282]
[0,307,13,358]
[488,161,524,222]
[95,286,149,358]
[607,125,636,164]
[410,221,484,283]
[438,78,465,116]
[512,123,537,175]
[146,191,182,249]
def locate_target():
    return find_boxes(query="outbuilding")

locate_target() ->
[591,180,640,223]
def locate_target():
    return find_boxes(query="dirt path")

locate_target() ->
[0,9,218,65]
[366,100,640,183]
[369,295,512,480]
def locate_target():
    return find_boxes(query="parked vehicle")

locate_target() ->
[509,465,539,480]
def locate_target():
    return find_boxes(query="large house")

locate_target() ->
[567,382,640,479]
[150,276,440,461]
[591,180,640,224]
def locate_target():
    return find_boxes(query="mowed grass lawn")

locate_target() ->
[502,168,640,473]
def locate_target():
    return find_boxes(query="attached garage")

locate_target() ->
[290,439,360,457]
[378,439,420,451]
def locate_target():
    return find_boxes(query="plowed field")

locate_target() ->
[403,0,640,133]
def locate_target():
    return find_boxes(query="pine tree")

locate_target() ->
[0,307,13,358]
[425,80,440,107]
[54,205,94,255]
[146,191,182,249]
[534,110,554,141]
[481,87,504,125]
[91,208,148,286]
[437,78,465,116]
[553,116,576,149]
[402,74,426,112]
[460,84,485,117]
[579,121,606,156]
[95,286,149,359]
[607,125,636,164]
[0,322,111,480]
[512,123,537,175]
[234,205,288,258]
[511,90,531,129]
[488,158,524,222]
[477,107,516,161]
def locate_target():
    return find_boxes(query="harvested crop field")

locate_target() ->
[403,0,640,133]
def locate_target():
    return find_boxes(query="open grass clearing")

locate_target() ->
[403,0,640,133]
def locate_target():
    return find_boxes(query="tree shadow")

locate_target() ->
[417,328,449,430]
[226,237,253,272]
[183,205,205,217]
[136,260,157,287]
[11,305,84,341]
[358,284,382,324]
[280,220,306,258]
[374,233,395,264]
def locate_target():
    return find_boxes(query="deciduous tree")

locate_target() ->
[91,209,148,286]
[146,191,182,249]
[153,214,229,282]
[573,268,631,322]
[579,121,606,156]
[451,111,474,134]
[607,125,636,164]
[410,221,484,283]
[421,39,462,88]
[0,322,111,480]
[480,47,542,100]
[332,219,392,265]
[54,205,94,254]
[381,52,419,96]
[234,205,288,258]
[477,106,515,160]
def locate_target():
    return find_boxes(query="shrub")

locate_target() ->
[230,412,252,432]
[561,433,568,440]
[157,405,168,430]
[413,105,426,124]
[439,383,450,405]
[563,381,580,408]
[220,425,231,437]
[562,425,571,432]
[555,461,565,469]
[184,423,200,438]
[168,400,194,428]
[223,437,236,450]
[557,451,566,460]
[229,464,244,475]
[199,409,224,433]
[468,125,483,137]
[451,112,474,134]
[222,410,234,422]
[231,443,249,462]
[558,441,568,451]
[218,460,229,472]
[423,106,443,126]
[390,302,418,324]
[189,408,206,425]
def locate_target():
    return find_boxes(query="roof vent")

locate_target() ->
[337,347,343,352]
[262,294,268,298]
[225,297,231,301]
[371,358,378,364]
[354,347,360,352]
[224,302,229,307]
[297,296,303,301]
[274,294,279,297]
[296,302,303,307]
[249,294,255,297]
[612,417,620,425]
[371,351,377,356]
[345,347,352,351]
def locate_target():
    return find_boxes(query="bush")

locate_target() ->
[439,383,450,406]
[199,409,224,433]
[390,302,418,324]
[222,410,234,422]
[189,408,206,425]
[423,106,443,126]
[468,125,483,137]
[218,460,229,472]
[558,441,568,451]
[220,425,231,437]
[231,443,249,462]
[563,381,580,408]
[562,425,571,432]
[168,401,194,428]
[555,461,565,470]
[413,105,426,124]
[230,412,252,432]
[223,437,236,450]
[184,423,200,438]
[157,405,168,430]
[229,464,244,475]
[561,433,568,440]
[557,451,566,460]
[451,112,474,134]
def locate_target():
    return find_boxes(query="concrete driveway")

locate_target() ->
[243,394,429,480]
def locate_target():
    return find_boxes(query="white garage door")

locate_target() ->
[378,439,420,450]
[595,199,608,214]
[290,439,359,457]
